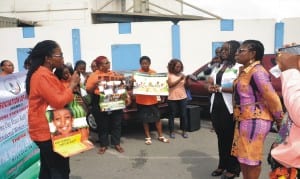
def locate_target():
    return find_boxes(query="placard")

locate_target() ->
[133,72,168,96]
[46,95,94,158]
[98,80,127,112]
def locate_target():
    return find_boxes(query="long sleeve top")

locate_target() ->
[210,63,241,113]
[271,69,300,168]
[28,66,74,141]
[233,61,283,121]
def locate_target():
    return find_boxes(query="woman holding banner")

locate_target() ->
[25,40,80,179]
[86,55,131,154]
[135,56,169,145]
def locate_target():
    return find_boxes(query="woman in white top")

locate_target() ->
[207,40,241,179]
[167,59,189,139]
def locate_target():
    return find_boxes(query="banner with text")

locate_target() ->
[0,72,40,179]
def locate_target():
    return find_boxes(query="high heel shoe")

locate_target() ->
[220,172,240,179]
[211,169,224,176]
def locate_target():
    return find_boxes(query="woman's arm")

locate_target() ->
[281,69,300,127]
[167,73,185,88]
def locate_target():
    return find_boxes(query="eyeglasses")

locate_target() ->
[237,48,250,54]
[52,54,64,58]
[102,61,110,65]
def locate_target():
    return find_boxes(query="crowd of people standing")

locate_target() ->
[2,38,297,179]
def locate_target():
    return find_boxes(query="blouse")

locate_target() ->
[210,63,241,113]
[233,61,283,121]
[28,66,74,141]
[167,73,187,100]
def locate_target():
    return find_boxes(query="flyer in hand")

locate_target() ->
[46,95,94,158]
[133,72,169,96]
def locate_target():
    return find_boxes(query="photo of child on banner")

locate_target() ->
[97,75,128,112]
[45,95,94,158]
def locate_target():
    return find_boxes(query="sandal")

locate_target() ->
[170,132,175,139]
[182,132,188,138]
[115,145,124,153]
[98,147,107,155]
[145,137,152,145]
[211,169,224,176]
[158,136,169,143]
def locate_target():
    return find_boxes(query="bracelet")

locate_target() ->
[218,87,222,93]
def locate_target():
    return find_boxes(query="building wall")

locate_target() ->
[1,18,300,73]
[282,18,300,44]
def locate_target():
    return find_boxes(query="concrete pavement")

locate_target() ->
[69,119,276,179]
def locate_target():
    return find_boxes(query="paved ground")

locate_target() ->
[69,119,276,179]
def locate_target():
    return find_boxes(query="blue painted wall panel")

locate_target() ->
[119,23,132,34]
[17,48,30,72]
[172,25,180,59]
[22,27,35,38]
[274,22,284,52]
[111,44,141,71]
[72,29,81,63]
[220,19,234,31]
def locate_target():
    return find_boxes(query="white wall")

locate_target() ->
[282,18,300,44]
[180,19,277,72]
[1,18,300,74]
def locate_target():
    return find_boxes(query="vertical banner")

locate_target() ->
[0,72,40,179]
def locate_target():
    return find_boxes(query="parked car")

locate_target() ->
[186,54,282,118]
[86,71,169,131]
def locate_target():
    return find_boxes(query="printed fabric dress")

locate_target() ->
[231,61,283,165]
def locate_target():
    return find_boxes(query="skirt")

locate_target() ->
[136,104,161,123]
[232,119,271,166]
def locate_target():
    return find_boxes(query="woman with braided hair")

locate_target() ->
[232,40,283,179]
[26,40,80,179]
[207,40,241,179]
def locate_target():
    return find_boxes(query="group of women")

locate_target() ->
[208,40,283,179]
[25,39,193,178]
[24,39,284,179]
